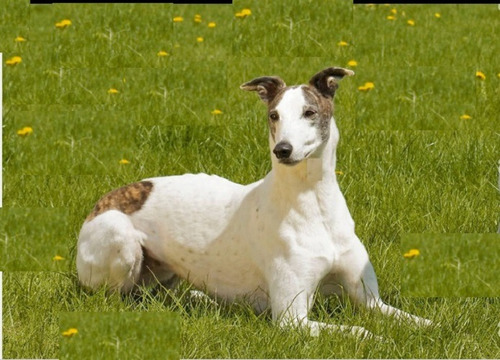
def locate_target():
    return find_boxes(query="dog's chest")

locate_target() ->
[250,188,348,274]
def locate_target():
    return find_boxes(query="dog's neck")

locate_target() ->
[269,118,339,189]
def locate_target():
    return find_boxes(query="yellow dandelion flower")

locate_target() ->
[347,60,358,67]
[460,114,472,120]
[107,88,119,94]
[235,8,252,18]
[194,14,202,23]
[197,37,204,43]
[403,249,420,259]
[62,328,78,337]
[497,73,500,79]
[390,8,397,14]
[157,50,169,57]
[407,20,415,26]
[53,255,64,261]
[337,40,349,47]
[173,16,184,23]
[208,22,216,28]
[358,82,375,91]
[211,109,223,115]
[475,71,486,80]
[55,19,72,29]
[119,159,130,165]
[17,126,33,136]
[434,13,441,18]
[387,15,396,20]
[15,36,27,42]
[6,56,22,65]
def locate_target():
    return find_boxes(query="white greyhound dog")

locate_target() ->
[77,67,431,337]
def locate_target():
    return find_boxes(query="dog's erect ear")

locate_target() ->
[309,67,355,99]
[240,76,286,104]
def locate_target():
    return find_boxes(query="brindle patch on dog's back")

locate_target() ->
[86,181,153,222]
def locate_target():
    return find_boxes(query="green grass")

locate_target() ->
[1,0,500,358]
[60,312,179,360]
[402,234,500,297]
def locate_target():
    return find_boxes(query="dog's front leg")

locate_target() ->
[268,274,377,339]
[337,239,432,327]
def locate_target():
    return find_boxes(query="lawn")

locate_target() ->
[402,233,500,297]
[1,0,499,358]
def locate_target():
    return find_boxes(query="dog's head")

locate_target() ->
[241,67,354,166]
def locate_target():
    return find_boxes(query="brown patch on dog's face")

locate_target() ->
[301,85,333,141]
[86,181,153,222]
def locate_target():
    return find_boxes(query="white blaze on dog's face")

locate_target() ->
[268,86,332,165]
[240,67,354,166]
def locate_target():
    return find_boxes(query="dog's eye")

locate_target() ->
[304,110,317,118]
[269,112,279,121]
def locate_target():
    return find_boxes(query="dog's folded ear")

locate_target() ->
[309,67,355,99]
[240,76,286,104]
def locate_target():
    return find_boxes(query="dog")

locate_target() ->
[77,67,432,337]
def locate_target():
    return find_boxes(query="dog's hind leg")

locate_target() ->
[77,210,146,293]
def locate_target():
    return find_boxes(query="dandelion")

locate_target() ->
[119,159,130,165]
[53,255,64,261]
[407,19,415,26]
[235,8,252,18]
[211,109,223,115]
[208,22,216,28]
[15,36,26,42]
[157,50,169,57]
[196,37,204,43]
[358,82,375,91]
[6,56,22,66]
[390,8,397,14]
[497,73,500,79]
[475,71,486,80]
[460,114,472,120]
[403,249,420,259]
[173,16,184,23]
[62,328,78,337]
[337,40,349,47]
[107,88,119,94]
[434,13,441,18]
[17,126,33,136]
[347,60,358,67]
[55,19,72,29]
[194,14,202,23]
[386,15,396,20]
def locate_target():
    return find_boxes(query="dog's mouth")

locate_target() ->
[278,158,301,166]
[277,150,313,166]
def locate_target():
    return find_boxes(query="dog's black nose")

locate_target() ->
[273,142,293,159]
